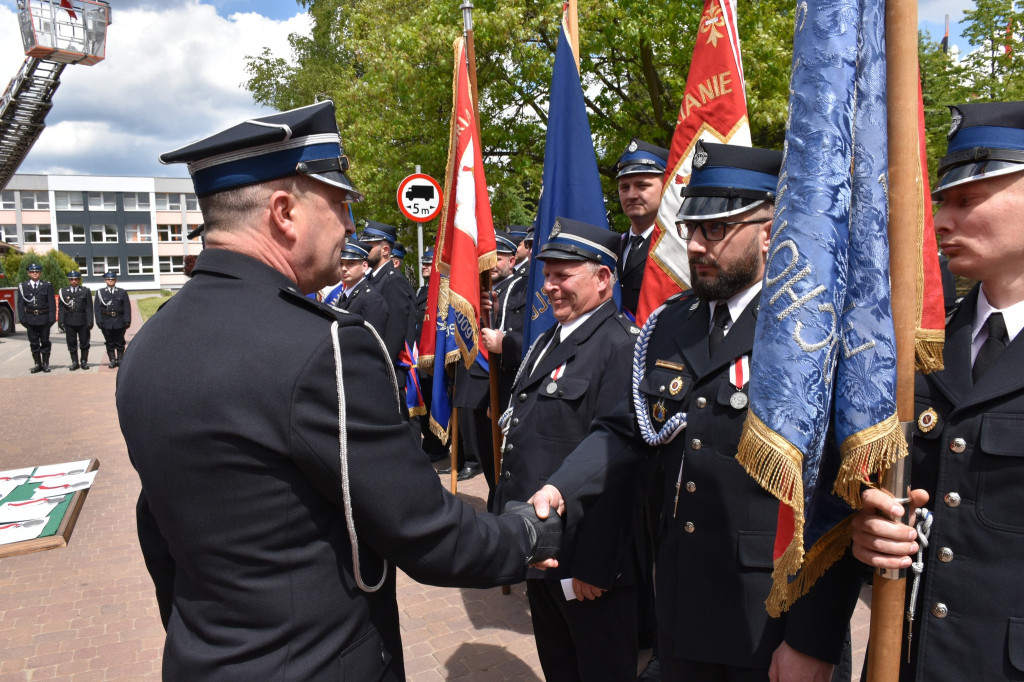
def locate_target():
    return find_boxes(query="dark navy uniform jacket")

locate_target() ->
[94,287,131,329]
[58,286,93,327]
[495,299,646,588]
[546,293,860,668]
[335,277,388,339]
[367,261,416,366]
[16,281,56,326]
[904,285,1024,681]
[617,230,651,317]
[117,249,538,681]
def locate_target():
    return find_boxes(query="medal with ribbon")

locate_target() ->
[728,355,750,409]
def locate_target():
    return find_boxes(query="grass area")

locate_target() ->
[137,291,175,321]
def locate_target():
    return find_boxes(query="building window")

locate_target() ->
[58,224,86,243]
[185,194,199,211]
[128,255,154,275]
[0,224,17,241]
[55,191,85,211]
[20,191,50,210]
[123,192,151,211]
[92,256,120,276]
[73,256,87,269]
[1,191,15,210]
[187,225,202,242]
[155,193,182,211]
[87,192,117,211]
[90,224,119,243]
[157,223,183,242]
[159,255,184,274]
[125,224,152,243]
[23,224,53,242]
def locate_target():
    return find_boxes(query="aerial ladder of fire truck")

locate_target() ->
[0,0,112,191]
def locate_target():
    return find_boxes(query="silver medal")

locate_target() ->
[546,382,558,394]
[729,391,748,409]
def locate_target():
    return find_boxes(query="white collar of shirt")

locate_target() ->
[531,301,605,373]
[971,286,1024,362]
[371,263,388,278]
[623,224,655,261]
[709,280,763,335]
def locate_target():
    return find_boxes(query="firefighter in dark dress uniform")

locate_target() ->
[94,271,130,368]
[528,143,863,681]
[121,100,560,681]
[335,239,389,335]
[57,270,93,370]
[494,217,646,681]
[16,262,56,373]
[359,221,417,382]
[852,100,1024,681]
[616,139,669,318]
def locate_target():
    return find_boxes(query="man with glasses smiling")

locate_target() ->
[529,141,861,681]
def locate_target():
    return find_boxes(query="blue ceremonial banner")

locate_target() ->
[523,9,613,351]
[736,0,905,616]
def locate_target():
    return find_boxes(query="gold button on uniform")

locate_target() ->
[684,522,695,533]
[950,438,966,453]
[685,481,696,493]
[944,492,961,508]
[696,397,707,408]
[691,439,702,450]
[938,547,954,563]
[932,603,948,618]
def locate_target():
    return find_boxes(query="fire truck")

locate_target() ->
[0,262,16,335]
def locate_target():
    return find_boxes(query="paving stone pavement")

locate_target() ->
[0,298,871,680]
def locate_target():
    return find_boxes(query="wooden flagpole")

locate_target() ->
[868,0,919,677]
[566,0,580,72]
[460,1,504,495]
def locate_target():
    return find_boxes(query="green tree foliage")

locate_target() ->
[14,250,78,289]
[245,0,796,238]
[958,0,1023,101]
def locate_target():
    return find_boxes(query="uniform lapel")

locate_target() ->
[946,288,1024,413]
[527,300,615,387]
[673,297,711,377]
[931,289,975,407]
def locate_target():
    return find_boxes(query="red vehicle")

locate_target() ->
[0,263,17,335]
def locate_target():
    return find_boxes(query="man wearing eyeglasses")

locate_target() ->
[528,141,860,681]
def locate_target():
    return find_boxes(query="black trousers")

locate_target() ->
[25,323,52,355]
[101,327,126,353]
[526,578,637,682]
[65,325,91,353]
[459,406,496,507]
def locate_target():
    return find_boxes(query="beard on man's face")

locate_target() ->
[689,237,762,301]
[368,248,383,268]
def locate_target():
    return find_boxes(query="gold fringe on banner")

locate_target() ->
[736,412,805,618]
[834,412,908,508]
[915,328,945,374]
[771,517,854,616]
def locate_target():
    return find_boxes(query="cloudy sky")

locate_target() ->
[0,0,309,179]
[1,0,971,181]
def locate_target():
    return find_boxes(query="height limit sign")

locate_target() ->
[397,173,443,222]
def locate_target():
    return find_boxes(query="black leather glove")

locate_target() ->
[502,500,563,565]
[58,324,65,333]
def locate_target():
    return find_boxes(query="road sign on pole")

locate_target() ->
[397,173,443,223]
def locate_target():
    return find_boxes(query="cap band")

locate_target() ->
[190,140,344,197]
[685,166,778,196]
[542,233,618,269]
[360,226,395,243]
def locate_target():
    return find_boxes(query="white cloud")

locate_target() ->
[0,1,309,178]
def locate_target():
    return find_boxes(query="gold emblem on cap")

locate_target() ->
[917,407,938,433]
[669,377,684,396]
[652,400,667,423]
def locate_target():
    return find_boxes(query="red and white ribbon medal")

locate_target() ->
[728,356,750,409]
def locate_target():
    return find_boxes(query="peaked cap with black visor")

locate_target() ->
[159,100,363,205]
[933,100,1024,199]
[537,217,619,270]
[678,141,782,221]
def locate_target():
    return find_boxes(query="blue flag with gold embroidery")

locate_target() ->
[523,8,612,352]
[736,0,906,617]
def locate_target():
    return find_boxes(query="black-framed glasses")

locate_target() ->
[677,219,768,242]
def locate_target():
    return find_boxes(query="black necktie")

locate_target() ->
[628,234,645,267]
[973,312,1008,382]
[709,303,731,356]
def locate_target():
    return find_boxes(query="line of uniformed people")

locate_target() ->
[15,266,131,372]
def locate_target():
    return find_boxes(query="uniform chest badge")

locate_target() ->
[730,392,748,409]
[917,407,938,433]
[669,377,684,396]
[546,382,558,395]
[652,400,667,423]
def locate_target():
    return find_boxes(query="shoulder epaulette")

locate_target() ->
[614,312,642,336]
